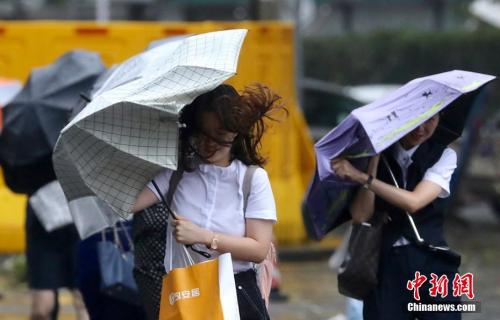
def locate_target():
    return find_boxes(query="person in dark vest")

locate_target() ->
[331,113,462,320]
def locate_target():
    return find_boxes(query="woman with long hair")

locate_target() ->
[132,83,285,320]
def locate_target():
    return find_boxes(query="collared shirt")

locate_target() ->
[147,159,276,273]
[392,143,457,246]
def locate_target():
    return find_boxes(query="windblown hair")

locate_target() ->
[179,83,286,171]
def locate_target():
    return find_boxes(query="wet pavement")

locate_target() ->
[1,208,499,320]
[270,212,500,320]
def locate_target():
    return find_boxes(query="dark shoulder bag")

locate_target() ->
[337,210,384,300]
[337,155,390,300]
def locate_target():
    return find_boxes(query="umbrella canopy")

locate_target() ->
[61,39,194,239]
[304,70,496,239]
[53,29,247,221]
[0,51,105,194]
[0,51,105,168]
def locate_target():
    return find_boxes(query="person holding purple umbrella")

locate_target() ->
[331,112,462,319]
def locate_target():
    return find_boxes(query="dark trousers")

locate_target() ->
[235,269,270,320]
[363,244,461,320]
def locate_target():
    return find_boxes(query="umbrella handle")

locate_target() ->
[151,180,178,219]
[381,155,425,244]
[150,180,211,259]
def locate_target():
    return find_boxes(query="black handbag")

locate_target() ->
[97,221,141,305]
[337,154,462,300]
[337,211,384,300]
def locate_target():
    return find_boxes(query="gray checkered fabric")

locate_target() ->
[53,29,247,221]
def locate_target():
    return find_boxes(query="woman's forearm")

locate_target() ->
[348,156,379,222]
[349,185,376,223]
[367,178,418,213]
[173,217,273,262]
[333,155,442,216]
[209,232,271,263]
[366,178,442,214]
[132,187,159,213]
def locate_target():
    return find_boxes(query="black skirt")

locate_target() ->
[235,269,270,320]
[25,203,79,289]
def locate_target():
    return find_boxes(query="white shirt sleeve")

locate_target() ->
[423,148,457,198]
[245,167,277,222]
[146,169,173,201]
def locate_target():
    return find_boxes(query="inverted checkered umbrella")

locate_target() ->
[53,29,247,224]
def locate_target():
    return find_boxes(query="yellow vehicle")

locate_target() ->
[0,21,315,252]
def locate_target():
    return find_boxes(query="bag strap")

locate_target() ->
[380,155,425,244]
[167,170,184,207]
[243,165,258,214]
[380,155,460,262]
[242,165,275,307]
[100,220,132,250]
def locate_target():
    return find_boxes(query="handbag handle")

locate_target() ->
[117,219,134,251]
[180,240,196,266]
[99,226,122,247]
[100,222,130,257]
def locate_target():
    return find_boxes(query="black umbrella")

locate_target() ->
[70,65,117,120]
[0,50,105,193]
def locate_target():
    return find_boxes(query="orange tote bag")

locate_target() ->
[159,252,240,320]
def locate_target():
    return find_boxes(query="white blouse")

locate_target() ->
[392,143,457,198]
[392,143,457,247]
[147,159,276,273]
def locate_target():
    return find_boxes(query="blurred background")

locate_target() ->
[0,1,499,319]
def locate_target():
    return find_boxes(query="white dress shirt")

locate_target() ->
[147,159,277,273]
[391,143,457,246]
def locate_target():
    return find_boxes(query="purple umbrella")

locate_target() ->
[304,70,496,239]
